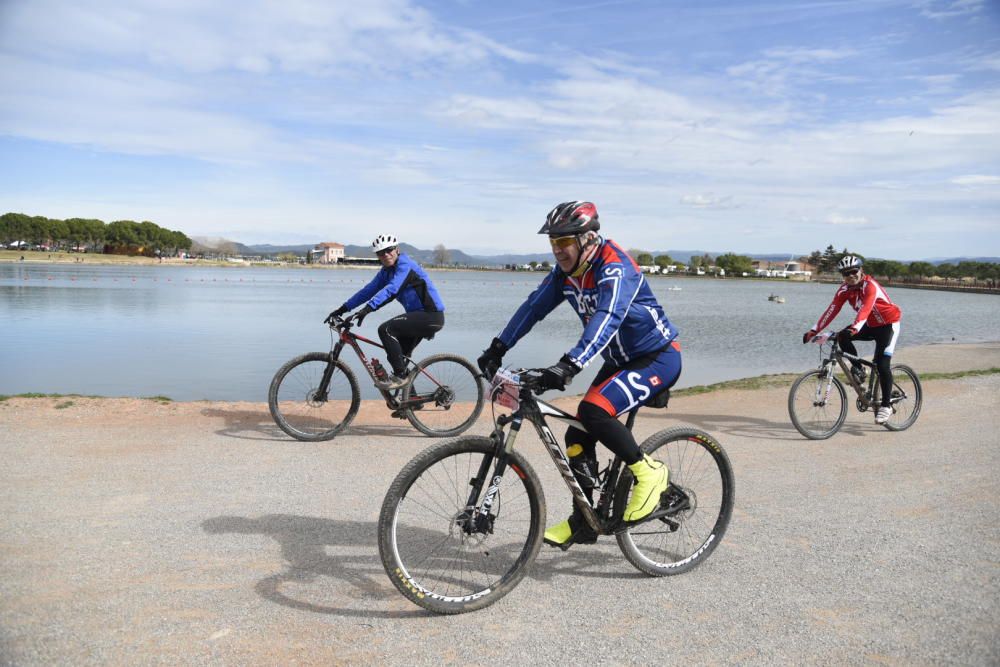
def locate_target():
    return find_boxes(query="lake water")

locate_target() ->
[2,263,998,401]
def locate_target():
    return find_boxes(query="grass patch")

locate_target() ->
[55,400,74,409]
[0,392,173,403]
[673,373,801,397]
[919,367,1000,381]
[673,366,1000,398]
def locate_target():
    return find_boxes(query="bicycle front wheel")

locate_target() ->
[268,353,360,441]
[402,354,485,437]
[378,437,545,614]
[878,364,922,431]
[615,428,735,577]
[788,369,848,439]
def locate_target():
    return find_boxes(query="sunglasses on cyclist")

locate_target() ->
[548,235,579,250]
[376,246,397,257]
[841,269,860,278]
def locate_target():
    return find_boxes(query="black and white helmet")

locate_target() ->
[372,234,398,253]
[837,255,863,272]
[538,201,600,236]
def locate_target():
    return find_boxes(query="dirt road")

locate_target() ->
[2,343,998,665]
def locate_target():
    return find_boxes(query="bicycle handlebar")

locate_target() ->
[325,315,354,332]
[491,367,550,396]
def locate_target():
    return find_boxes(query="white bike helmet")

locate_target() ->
[372,234,398,253]
[837,255,863,272]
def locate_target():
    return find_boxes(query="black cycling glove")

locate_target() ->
[324,305,349,324]
[538,356,578,392]
[477,337,508,378]
[352,304,374,326]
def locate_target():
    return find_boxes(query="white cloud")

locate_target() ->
[950,174,1000,185]
[917,0,985,20]
[0,0,530,76]
[679,193,737,209]
[825,213,871,226]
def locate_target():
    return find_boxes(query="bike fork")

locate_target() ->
[315,345,345,400]
[816,364,836,405]
[462,425,511,533]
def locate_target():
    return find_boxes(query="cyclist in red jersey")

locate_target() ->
[803,255,901,424]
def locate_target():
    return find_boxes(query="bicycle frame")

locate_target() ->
[465,384,642,538]
[817,336,879,411]
[323,320,449,412]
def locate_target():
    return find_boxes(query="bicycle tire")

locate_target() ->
[788,369,848,440]
[878,364,922,432]
[401,354,485,437]
[268,353,360,441]
[378,436,545,614]
[615,427,735,576]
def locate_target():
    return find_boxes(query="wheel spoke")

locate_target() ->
[380,438,543,613]
[403,355,485,437]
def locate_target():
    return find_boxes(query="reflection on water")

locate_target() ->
[2,263,997,400]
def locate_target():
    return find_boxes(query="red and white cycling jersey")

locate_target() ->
[814,275,901,334]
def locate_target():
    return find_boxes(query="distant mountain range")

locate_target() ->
[189,237,999,267]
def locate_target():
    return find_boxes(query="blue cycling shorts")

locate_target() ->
[582,341,682,417]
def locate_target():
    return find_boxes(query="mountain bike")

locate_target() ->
[788,331,922,440]
[268,315,484,441]
[377,367,735,614]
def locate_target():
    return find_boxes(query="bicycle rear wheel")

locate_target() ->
[788,369,848,439]
[268,353,360,441]
[378,436,545,614]
[877,364,922,431]
[402,354,485,437]
[615,428,734,576]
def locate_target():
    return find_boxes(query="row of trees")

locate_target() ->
[807,245,999,282]
[1,212,192,256]
[632,250,755,275]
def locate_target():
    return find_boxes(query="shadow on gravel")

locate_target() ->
[641,410,870,441]
[200,407,418,442]
[200,407,290,442]
[202,514,643,619]
[343,424,423,437]
[202,514,425,618]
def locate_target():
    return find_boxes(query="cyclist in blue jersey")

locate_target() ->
[327,234,445,390]
[477,201,682,550]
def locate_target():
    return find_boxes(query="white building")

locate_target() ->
[311,242,345,264]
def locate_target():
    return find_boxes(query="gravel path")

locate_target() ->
[2,343,999,665]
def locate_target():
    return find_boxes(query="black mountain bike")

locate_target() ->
[378,368,735,614]
[268,316,484,441]
[788,331,922,440]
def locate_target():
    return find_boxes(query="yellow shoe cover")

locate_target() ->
[543,519,573,546]
[624,454,668,522]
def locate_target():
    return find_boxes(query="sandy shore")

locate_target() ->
[1,342,998,665]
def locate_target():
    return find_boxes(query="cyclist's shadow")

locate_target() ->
[201,514,423,618]
[199,407,291,442]
[640,409,870,440]
[199,408,416,442]
[528,543,650,581]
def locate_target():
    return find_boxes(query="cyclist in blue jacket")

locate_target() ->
[477,201,682,550]
[327,234,445,389]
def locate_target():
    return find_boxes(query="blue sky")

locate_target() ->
[1,0,998,259]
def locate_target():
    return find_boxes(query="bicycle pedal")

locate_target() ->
[389,409,407,419]
[660,485,689,514]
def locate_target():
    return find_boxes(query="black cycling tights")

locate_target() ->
[565,401,644,467]
[837,325,896,407]
[377,311,444,376]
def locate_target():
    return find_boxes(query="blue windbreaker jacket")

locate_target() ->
[343,253,445,313]
[498,239,677,369]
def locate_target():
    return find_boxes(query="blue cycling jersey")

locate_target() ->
[498,239,677,368]
[343,253,445,313]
